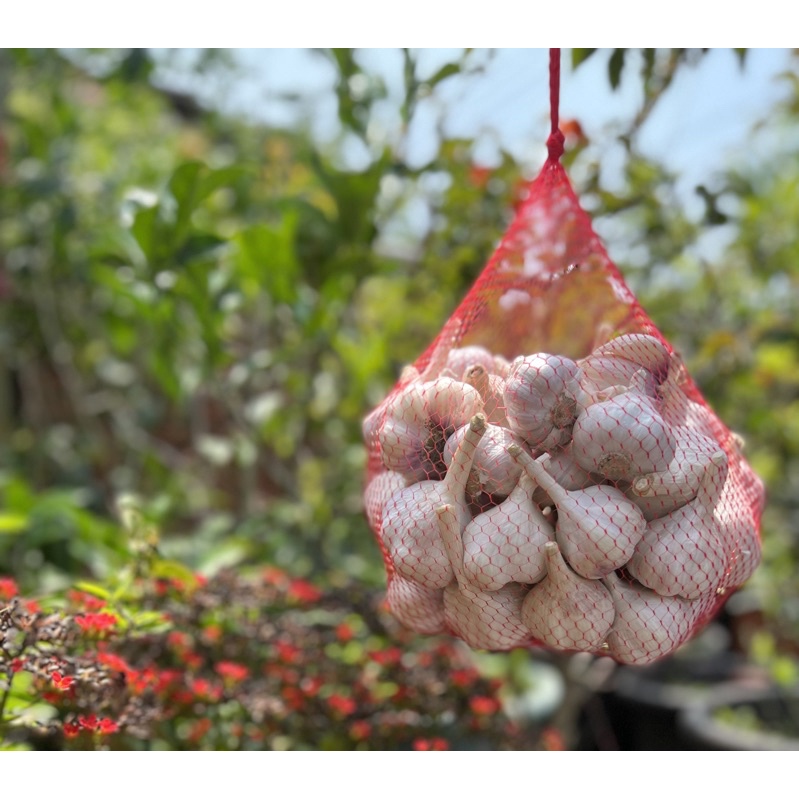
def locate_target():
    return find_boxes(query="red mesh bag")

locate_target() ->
[362,53,765,666]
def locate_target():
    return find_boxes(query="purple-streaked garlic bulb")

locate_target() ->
[503,353,585,451]
[378,377,483,482]
[521,541,616,653]
[461,471,554,591]
[382,414,487,589]
[437,504,530,650]
[510,446,646,580]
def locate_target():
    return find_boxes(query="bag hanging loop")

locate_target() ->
[547,48,565,162]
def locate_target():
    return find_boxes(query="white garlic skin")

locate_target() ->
[603,573,701,666]
[464,364,508,427]
[629,427,727,521]
[363,470,408,535]
[443,581,531,651]
[444,423,526,498]
[382,415,488,589]
[510,446,647,580]
[461,472,554,591]
[589,333,671,377]
[445,345,499,380]
[503,353,584,450]
[571,390,677,482]
[386,574,447,635]
[521,542,616,653]
[378,377,483,481]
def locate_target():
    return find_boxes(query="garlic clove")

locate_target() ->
[521,541,615,653]
[382,415,487,589]
[510,445,647,580]
[571,389,677,482]
[503,353,584,450]
[717,467,763,591]
[445,345,499,380]
[386,574,447,635]
[578,356,658,405]
[603,573,702,665]
[364,470,408,535]
[461,472,554,591]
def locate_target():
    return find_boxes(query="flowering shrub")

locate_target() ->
[0,567,546,751]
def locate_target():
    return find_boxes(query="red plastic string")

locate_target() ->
[547,48,565,162]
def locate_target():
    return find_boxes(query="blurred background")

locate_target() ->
[1,48,799,749]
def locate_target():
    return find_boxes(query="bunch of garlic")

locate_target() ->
[364,337,762,666]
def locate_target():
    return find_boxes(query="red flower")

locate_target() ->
[67,590,107,611]
[412,737,449,751]
[287,579,322,604]
[469,696,501,716]
[262,566,288,587]
[202,624,222,643]
[368,647,402,667]
[51,671,75,691]
[63,722,81,738]
[451,669,477,688]
[98,718,119,735]
[74,612,117,634]
[97,652,131,675]
[349,720,372,741]
[24,599,41,614]
[300,676,324,697]
[78,714,98,731]
[215,661,249,683]
[187,717,212,743]
[10,658,25,673]
[191,678,222,702]
[541,727,567,751]
[0,577,19,601]
[327,694,356,716]
[335,622,355,642]
[275,640,301,664]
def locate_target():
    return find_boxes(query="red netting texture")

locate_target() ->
[362,155,765,666]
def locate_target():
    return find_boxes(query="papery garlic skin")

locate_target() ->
[378,377,484,482]
[445,345,500,380]
[386,574,447,635]
[444,423,525,498]
[464,364,508,427]
[571,390,677,482]
[510,446,646,580]
[503,353,584,451]
[364,470,408,535]
[461,472,554,591]
[521,542,615,653]
[604,573,701,666]
[627,451,728,600]
[382,415,487,589]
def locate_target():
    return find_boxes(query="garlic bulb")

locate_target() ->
[461,471,554,591]
[464,364,508,427]
[445,345,499,380]
[378,377,484,482]
[571,388,677,482]
[382,414,487,589]
[510,446,646,580]
[629,427,727,520]
[603,573,701,665]
[503,353,585,451]
[627,452,729,600]
[437,503,531,650]
[444,423,525,498]
[363,470,408,535]
[717,468,762,591]
[386,574,447,635]
[521,541,615,653]
[589,333,671,377]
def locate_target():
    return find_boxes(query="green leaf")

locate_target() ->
[73,581,112,600]
[0,514,27,534]
[608,49,627,90]
[571,49,597,69]
[425,62,461,89]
